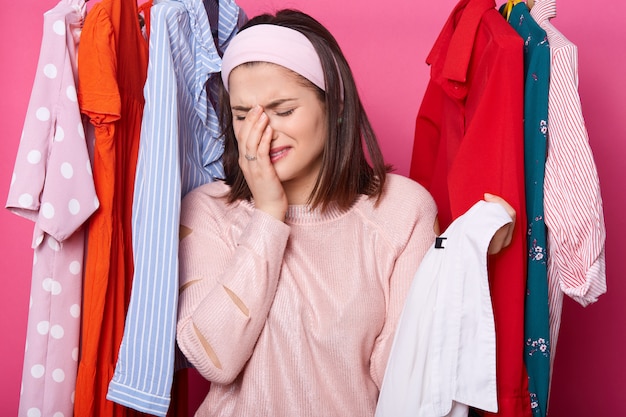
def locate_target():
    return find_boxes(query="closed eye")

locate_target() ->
[276,109,295,117]
[234,108,293,121]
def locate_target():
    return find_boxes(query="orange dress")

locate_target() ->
[74,0,148,415]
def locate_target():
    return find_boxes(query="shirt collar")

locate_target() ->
[178,0,241,125]
[426,0,496,84]
[530,0,556,24]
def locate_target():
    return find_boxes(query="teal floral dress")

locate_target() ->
[502,3,551,417]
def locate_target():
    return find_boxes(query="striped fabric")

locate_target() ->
[530,0,607,371]
[106,0,244,414]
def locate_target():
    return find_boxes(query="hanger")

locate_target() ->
[501,0,524,21]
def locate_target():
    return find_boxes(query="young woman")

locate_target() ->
[176,9,515,417]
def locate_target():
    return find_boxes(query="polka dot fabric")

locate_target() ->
[5,1,97,416]
[7,0,97,241]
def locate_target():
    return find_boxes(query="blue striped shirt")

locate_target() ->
[106,0,244,414]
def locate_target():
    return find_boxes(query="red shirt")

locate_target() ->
[410,1,531,416]
[74,0,149,416]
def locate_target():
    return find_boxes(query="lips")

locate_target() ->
[269,146,290,162]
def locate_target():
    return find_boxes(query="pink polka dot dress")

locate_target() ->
[5,0,98,416]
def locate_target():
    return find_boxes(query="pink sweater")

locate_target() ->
[177,173,437,417]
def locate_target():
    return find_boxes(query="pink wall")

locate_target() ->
[1,0,623,415]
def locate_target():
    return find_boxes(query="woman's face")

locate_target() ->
[229,62,327,200]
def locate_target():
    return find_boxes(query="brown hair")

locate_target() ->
[219,9,391,211]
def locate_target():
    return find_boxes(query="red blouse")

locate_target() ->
[410,1,532,416]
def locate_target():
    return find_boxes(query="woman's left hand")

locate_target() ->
[483,193,516,255]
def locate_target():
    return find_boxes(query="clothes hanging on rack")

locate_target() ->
[106,1,246,415]
[5,1,96,416]
[72,0,150,415]
[500,4,552,416]
[376,201,512,417]
[529,0,606,375]
[409,0,531,416]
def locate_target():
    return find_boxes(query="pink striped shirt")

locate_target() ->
[531,0,607,366]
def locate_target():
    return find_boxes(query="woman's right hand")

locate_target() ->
[235,105,289,221]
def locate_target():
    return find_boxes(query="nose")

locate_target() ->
[266,120,279,142]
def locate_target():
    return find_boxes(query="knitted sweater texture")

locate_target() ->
[177,173,437,417]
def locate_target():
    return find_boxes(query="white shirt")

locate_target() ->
[376,201,512,417]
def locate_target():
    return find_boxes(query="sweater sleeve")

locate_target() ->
[176,188,290,384]
[369,179,438,388]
